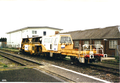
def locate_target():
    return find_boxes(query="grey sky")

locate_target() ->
[0,0,120,38]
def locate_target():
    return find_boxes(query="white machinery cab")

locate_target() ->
[42,34,73,51]
[42,35,60,51]
[42,36,54,51]
[53,35,59,51]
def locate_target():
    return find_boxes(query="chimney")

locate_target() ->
[55,31,59,34]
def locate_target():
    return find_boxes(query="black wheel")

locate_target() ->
[38,46,42,53]
[53,54,58,59]
[37,46,42,56]
[99,57,101,61]
[59,55,66,59]
[43,52,50,58]
[20,49,25,54]
[43,53,47,57]
[30,51,33,55]
[85,58,89,64]
[94,56,101,62]
[70,56,76,61]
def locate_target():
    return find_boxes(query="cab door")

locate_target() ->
[53,36,59,51]
[42,37,54,50]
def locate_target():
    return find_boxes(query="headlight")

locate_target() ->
[90,55,94,59]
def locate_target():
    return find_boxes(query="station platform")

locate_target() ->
[37,63,111,83]
[0,68,63,82]
[101,57,115,61]
[0,64,111,82]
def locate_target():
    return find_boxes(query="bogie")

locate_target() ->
[70,56,76,61]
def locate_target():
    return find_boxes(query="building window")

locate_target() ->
[94,40,101,44]
[94,40,101,48]
[22,30,25,33]
[109,40,118,49]
[32,30,37,34]
[74,41,79,47]
[84,41,89,44]
[43,31,46,36]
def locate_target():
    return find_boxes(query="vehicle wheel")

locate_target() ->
[38,47,42,53]
[70,56,76,61]
[53,54,58,59]
[59,55,66,59]
[44,53,47,57]
[30,51,33,55]
[95,56,101,62]
[85,58,88,64]
[20,49,23,52]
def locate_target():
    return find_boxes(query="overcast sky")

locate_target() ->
[0,0,120,38]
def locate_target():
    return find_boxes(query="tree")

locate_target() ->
[0,37,7,42]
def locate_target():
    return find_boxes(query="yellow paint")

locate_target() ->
[21,34,97,60]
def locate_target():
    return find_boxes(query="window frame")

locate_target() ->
[43,31,46,36]
[74,41,79,47]
[109,40,118,49]
[84,41,89,44]
[60,36,72,43]
[32,30,37,34]
[94,40,101,45]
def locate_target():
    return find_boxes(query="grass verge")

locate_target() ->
[0,48,19,52]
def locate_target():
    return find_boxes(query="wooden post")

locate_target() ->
[90,45,92,51]
[79,44,81,56]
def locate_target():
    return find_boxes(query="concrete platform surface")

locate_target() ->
[0,68,63,82]
[38,64,111,83]
[101,57,115,61]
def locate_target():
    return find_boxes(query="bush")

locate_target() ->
[115,56,119,63]
[3,65,8,67]
[24,67,27,69]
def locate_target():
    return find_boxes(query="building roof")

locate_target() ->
[7,26,63,34]
[60,25,120,40]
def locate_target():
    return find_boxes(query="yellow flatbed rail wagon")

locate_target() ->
[20,34,107,63]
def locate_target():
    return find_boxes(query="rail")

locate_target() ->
[0,50,42,66]
[0,50,75,82]
[88,63,119,75]
[0,49,119,76]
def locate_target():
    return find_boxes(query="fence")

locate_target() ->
[7,44,20,49]
[115,45,120,56]
[0,42,1,47]
[0,42,7,48]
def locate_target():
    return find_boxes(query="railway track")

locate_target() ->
[0,50,119,76]
[0,50,75,82]
[0,51,42,66]
[70,60,119,76]
[88,64,119,75]
[55,58,119,76]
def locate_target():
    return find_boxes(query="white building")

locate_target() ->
[6,26,63,48]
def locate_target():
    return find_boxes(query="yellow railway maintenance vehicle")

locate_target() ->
[20,34,107,63]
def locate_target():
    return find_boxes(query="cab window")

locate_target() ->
[60,36,72,43]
